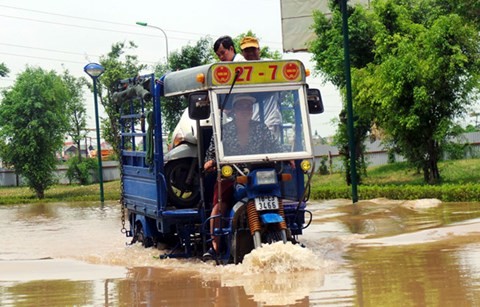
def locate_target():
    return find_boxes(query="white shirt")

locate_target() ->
[252,93,282,126]
[250,57,281,127]
[232,53,246,62]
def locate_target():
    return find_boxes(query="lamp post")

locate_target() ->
[136,21,169,62]
[84,63,105,202]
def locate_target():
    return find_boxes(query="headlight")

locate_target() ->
[255,170,277,185]
[300,160,311,172]
[221,165,233,177]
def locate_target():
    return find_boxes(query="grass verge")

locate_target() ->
[0,181,120,205]
[1,158,479,204]
[311,158,480,202]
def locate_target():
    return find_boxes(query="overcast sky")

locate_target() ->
[0,0,344,137]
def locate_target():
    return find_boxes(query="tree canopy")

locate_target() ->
[0,67,70,198]
[355,0,480,183]
[311,0,480,184]
[0,63,9,77]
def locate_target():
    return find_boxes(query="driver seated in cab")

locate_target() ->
[202,94,282,259]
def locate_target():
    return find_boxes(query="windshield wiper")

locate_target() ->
[220,70,240,140]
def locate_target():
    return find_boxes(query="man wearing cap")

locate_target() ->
[203,94,282,260]
[240,36,283,139]
[239,36,261,61]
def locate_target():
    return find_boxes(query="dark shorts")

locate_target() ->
[213,179,234,206]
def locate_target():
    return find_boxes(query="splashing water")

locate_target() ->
[218,242,328,306]
[234,241,323,273]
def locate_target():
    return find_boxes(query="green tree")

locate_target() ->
[62,69,88,160]
[65,155,97,185]
[311,0,480,185]
[464,124,479,133]
[433,0,480,29]
[0,63,9,77]
[0,67,69,198]
[91,41,147,158]
[62,70,97,185]
[353,0,480,184]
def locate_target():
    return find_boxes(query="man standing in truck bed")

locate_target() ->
[214,35,245,62]
[240,36,282,140]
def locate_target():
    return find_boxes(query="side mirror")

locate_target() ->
[188,91,211,120]
[307,88,324,114]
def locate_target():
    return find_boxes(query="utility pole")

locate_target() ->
[339,0,358,203]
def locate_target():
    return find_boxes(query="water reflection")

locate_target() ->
[0,199,480,306]
[313,198,480,238]
[349,240,480,306]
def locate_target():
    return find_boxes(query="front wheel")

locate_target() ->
[263,229,288,244]
[231,229,254,264]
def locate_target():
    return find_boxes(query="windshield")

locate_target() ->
[212,86,313,163]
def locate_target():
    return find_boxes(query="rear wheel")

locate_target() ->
[133,222,154,248]
[156,233,178,249]
[164,158,200,208]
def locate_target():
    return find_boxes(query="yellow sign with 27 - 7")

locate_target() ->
[210,60,305,86]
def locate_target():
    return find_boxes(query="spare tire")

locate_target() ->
[164,158,200,208]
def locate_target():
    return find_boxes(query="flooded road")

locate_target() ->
[1,199,480,306]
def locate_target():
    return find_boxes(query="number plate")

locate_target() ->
[254,196,279,211]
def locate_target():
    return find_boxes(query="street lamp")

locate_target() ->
[136,21,169,62]
[84,62,105,203]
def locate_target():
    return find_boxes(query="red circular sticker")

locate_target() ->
[282,62,300,80]
[213,65,231,84]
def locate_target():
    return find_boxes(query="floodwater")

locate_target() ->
[1,199,480,306]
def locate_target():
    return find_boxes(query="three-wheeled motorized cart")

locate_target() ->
[116,59,323,264]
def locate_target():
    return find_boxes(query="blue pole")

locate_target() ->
[92,78,104,202]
